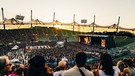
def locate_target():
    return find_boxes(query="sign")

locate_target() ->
[81,19,87,23]
[15,15,25,20]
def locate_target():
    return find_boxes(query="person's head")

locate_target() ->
[124,59,133,67]
[29,55,46,68]
[0,56,12,72]
[100,53,114,75]
[58,60,66,70]
[117,60,125,72]
[28,55,51,76]
[100,53,114,67]
[129,56,135,62]
[75,50,87,67]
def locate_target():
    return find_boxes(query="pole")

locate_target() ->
[73,14,75,31]
[1,8,5,30]
[31,10,33,28]
[53,12,55,27]
[92,15,95,33]
[116,16,120,33]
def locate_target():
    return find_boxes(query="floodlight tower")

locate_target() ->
[31,10,33,28]
[1,8,5,30]
[53,12,55,27]
[92,15,95,33]
[73,14,75,31]
[116,16,120,33]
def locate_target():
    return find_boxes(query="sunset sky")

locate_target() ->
[0,0,135,28]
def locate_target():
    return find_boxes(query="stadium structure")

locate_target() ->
[0,8,135,50]
[0,8,135,34]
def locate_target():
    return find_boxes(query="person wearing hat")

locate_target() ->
[53,60,67,76]
[62,50,94,76]
[27,55,53,76]
[0,55,12,76]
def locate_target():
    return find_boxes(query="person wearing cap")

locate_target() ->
[0,55,12,76]
[53,60,67,76]
[62,50,94,76]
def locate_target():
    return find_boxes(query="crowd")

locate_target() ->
[1,42,105,68]
[0,41,135,76]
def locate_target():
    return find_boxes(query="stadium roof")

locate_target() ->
[1,18,135,31]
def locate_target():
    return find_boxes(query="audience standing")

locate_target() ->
[94,52,120,76]
[62,50,94,76]
[0,56,12,76]
[123,59,135,76]
[117,60,125,75]
[53,60,67,76]
[27,55,53,76]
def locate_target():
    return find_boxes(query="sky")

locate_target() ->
[0,0,135,28]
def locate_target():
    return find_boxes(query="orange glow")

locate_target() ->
[101,39,106,47]
[54,25,62,29]
[84,37,88,44]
